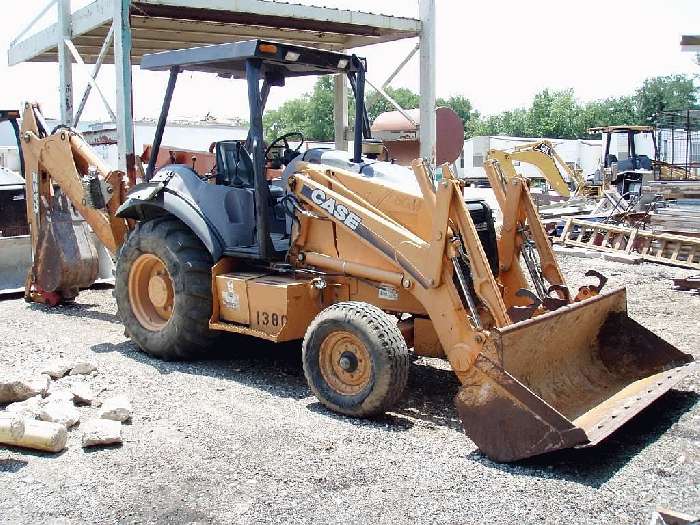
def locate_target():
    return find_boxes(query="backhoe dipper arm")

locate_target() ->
[20,103,130,255]
[488,140,575,197]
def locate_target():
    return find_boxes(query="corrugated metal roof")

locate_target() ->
[10,0,420,65]
[224,0,416,22]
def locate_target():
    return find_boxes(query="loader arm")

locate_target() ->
[19,103,131,303]
[483,154,566,306]
[289,161,512,377]
[290,158,694,462]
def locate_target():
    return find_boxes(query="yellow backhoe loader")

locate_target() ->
[18,40,694,462]
[485,140,599,198]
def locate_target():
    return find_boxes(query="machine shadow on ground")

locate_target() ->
[28,301,122,325]
[466,389,698,488]
[0,458,28,473]
[90,335,460,432]
[91,333,698,485]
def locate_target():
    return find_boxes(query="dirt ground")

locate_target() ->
[1,254,698,524]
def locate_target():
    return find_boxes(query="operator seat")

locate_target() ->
[215,140,254,188]
[215,140,285,200]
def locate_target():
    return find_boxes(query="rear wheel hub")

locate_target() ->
[128,253,174,331]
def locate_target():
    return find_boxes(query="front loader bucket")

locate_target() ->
[455,288,695,462]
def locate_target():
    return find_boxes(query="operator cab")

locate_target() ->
[131,40,369,261]
[588,125,656,199]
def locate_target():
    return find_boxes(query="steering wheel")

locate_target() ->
[265,131,305,165]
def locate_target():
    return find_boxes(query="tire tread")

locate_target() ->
[115,217,218,360]
[302,301,409,417]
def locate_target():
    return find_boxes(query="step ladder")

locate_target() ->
[558,218,700,270]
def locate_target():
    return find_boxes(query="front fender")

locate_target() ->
[117,170,225,260]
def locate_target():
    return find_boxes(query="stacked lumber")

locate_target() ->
[537,198,594,220]
[650,202,700,237]
[644,181,700,200]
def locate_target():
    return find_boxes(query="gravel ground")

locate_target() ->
[1,255,698,524]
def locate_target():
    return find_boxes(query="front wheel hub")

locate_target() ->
[338,351,359,373]
[318,331,372,395]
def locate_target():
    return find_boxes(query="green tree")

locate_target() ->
[576,96,637,133]
[265,73,699,144]
[437,95,479,135]
[526,89,581,139]
[263,97,310,141]
[466,108,530,138]
[500,109,531,137]
[305,76,336,141]
[262,76,337,142]
[366,87,420,122]
[635,74,699,123]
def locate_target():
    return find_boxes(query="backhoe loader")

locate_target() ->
[18,40,695,462]
[485,140,598,198]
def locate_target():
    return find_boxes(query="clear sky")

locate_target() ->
[1,0,698,123]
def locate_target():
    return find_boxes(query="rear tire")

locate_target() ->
[302,302,409,417]
[115,217,219,360]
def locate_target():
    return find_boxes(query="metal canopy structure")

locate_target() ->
[8,0,434,179]
[139,39,361,77]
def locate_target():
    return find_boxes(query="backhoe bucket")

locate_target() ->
[30,194,99,299]
[455,288,695,462]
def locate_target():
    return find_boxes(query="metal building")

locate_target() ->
[8,0,435,180]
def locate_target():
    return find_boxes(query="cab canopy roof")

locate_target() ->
[588,125,654,134]
[140,39,361,78]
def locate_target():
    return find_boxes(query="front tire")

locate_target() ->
[115,217,218,360]
[302,302,409,417]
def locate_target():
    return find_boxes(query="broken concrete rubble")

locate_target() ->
[0,374,50,403]
[45,390,74,404]
[0,415,67,453]
[40,361,72,380]
[69,361,98,376]
[70,383,96,405]
[5,395,44,419]
[81,419,122,448]
[0,413,26,442]
[99,396,132,422]
[38,401,80,428]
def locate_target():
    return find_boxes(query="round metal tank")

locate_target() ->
[371,106,464,166]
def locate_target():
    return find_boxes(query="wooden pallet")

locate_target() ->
[644,181,700,200]
[558,218,700,270]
